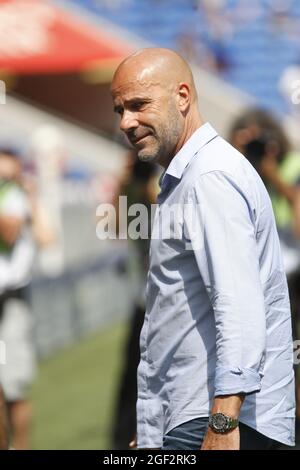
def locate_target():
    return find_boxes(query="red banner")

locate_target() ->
[0,0,132,74]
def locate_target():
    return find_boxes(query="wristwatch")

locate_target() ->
[208,413,239,434]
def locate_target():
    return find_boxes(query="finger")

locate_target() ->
[129,439,137,449]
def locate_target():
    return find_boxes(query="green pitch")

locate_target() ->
[30,321,128,449]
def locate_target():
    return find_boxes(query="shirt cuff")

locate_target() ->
[214,366,262,396]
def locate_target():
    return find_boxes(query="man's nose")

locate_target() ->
[120,110,138,133]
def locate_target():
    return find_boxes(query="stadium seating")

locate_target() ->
[70,0,300,115]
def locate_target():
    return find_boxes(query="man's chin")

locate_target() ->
[137,150,157,163]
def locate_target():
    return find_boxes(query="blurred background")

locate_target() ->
[0,0,300,449]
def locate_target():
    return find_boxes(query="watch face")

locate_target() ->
[210,413,228,433]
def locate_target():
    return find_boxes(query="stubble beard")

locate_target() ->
[138,104,182,165]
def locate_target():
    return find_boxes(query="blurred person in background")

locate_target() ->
[0,148,36,450]
[111,152,159,449]
[229,109,300,441]
[0,148,55,449]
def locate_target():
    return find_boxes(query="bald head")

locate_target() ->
[114,48,198,103]
[111,48,202,167]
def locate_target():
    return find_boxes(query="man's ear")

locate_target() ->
[177,83,190,113]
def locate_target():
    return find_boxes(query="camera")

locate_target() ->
[243,133,270,169]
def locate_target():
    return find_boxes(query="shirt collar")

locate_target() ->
[164,122,218,181]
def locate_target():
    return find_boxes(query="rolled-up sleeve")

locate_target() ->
[184,170,266,396]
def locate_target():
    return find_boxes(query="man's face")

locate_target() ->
[111,70,183,164]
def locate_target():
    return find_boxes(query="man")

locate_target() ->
[0,149,36,449]
[111,48,295,450]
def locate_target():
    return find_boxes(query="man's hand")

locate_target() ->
[129,435,137,449]
[201,426,240,450]
[201,394,244,450]
[258,153,278,182]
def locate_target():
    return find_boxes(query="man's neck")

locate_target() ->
[176,116,203,154]
[161,114,204,169]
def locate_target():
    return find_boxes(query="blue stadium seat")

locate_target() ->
[69,0,300,115]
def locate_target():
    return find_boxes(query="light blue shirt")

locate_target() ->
[137,123,295,448]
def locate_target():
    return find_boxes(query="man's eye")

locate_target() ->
[131,101,146,111]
